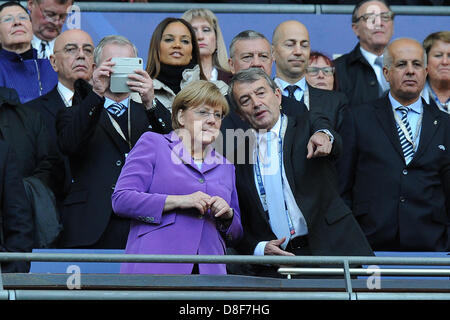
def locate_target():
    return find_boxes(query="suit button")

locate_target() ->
[116,160,122,166]
[402,169,408,175]
[199,178,204,183]
[370,80,377,86]
[111,184,116,190]
[198,214,204,219]
[400,196,406,203]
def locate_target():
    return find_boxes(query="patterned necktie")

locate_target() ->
[396,106,415,160]
[40,41,48,59]
[107,102,126,116]
[286,85,298,99]
[375,56,390,94]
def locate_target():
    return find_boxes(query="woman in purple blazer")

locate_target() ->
[112,80,242,274]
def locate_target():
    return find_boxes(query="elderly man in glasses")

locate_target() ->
[334,0,395,107]
[27,0,73,59]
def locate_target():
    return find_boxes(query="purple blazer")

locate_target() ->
[111,131,242,274]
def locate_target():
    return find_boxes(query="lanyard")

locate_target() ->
[106,100,132,150]
[393,108,423,151]
[254,115,295,236]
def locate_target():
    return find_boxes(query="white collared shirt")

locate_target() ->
[57,82,74,107]
[389,92,423,164]
[360,46,388,91]
[252,115,308,256]
[274,77,307,102]
[31,35,54,59]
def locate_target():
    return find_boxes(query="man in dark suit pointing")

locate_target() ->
[338,38,450,252]
[230,68,373,277]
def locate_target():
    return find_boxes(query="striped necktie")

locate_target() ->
[396,106,415,159]
[107,102,126,116]
[40,40,49,59]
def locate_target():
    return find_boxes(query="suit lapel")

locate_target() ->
[410,99,441,163]
[282,116,297,195]
[41,87,66,118]
[98,107,130,155]
[374,97,405,159]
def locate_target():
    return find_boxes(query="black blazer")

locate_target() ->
[334,43,381,108]
[56,80,172,248]
[234,113,373,258]
[0,141,33,272]
[338,96,450,251]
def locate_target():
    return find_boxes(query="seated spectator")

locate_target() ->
[146,17,228,113]
[182,8,233,83]
[421,31,449,113]
[112,80,242,275]
[0,1,57,103]
[0,140,33,273]
[306,51,337,91]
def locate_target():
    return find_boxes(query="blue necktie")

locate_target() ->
[396,106,415,160]
[261,131,291,249]
[107,102,126,117]
[286,85,298,99]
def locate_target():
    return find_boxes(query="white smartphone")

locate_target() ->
[110,57,144,93]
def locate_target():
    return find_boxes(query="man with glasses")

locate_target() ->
[334,0,394,107]
[27,0,73,59]
[272,20,348,131]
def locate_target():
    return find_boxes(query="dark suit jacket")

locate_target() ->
[56,80,172,248]
[338,96,450,251]
[0,141,33,273]
[334,43,382,108]
[234,113,373,260]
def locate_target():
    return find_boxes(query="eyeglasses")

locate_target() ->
[54,44,94,57]
[35,2,68,24]
[306,66,335,76]
[0,13,30,24]
[193,110,223,121]
[355,11,394,24]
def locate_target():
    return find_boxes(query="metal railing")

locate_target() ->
[0,252,449,300]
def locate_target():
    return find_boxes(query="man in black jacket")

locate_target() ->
[56,35,172,249]
[334,0,394,107]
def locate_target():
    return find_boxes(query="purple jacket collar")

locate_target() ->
[164,131,229,173]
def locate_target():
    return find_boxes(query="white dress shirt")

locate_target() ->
[274,77,307,103]
[252,115,308,256]
[57,82,74,107]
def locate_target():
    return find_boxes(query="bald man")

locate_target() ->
[24,29,95,221]
[338,38,450,252]
[272,20,348,131]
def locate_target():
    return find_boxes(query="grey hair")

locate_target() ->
[228,67,278,111]
[229,30,270,59]
[383,39,428,68]
[94,35,138,66]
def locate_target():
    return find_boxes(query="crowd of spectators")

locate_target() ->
[0,0,448,276]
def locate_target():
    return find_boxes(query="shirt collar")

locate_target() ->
[32,35,54,51]
[253,114,282,144]
[104,96,130,110]
[57,82,74,106]
[389,92,423,115]
[359,46,381,67]
[274,77,306,92]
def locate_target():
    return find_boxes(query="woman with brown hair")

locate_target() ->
[146,17,228,112]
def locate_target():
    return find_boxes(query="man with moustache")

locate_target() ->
[338,38,450,252]
[27,0,73,59]
[334,0,394,107]
[56,35,172,248]
[229,68,373,277]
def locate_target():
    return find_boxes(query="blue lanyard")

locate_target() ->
[254,116,295,236]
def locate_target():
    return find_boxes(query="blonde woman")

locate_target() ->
[182,8,232,83]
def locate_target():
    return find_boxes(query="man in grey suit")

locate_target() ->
[230,68,373,277]
[338,38,450,251]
